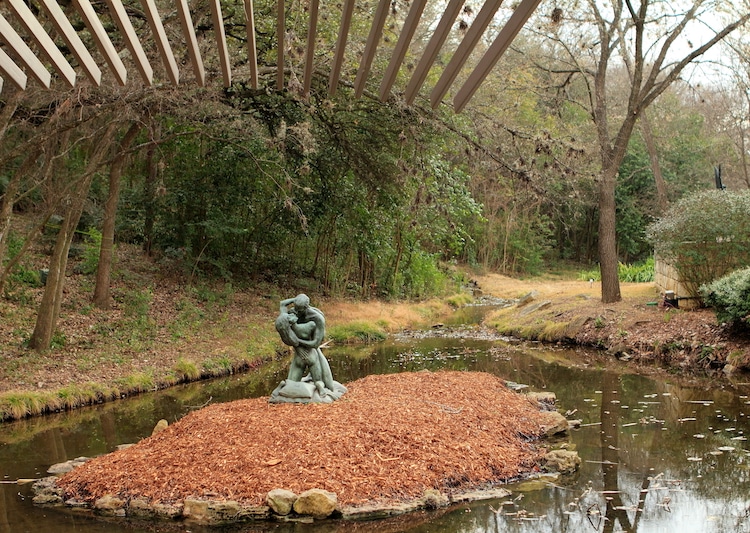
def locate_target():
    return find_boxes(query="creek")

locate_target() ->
[2,308,750,532]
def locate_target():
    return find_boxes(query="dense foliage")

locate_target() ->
[701,267,750,328]
[2,0,750,349]
[647,190,750,296]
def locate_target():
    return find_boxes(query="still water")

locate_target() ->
[2,322,750,532]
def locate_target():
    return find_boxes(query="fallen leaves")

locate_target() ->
[58,371,548,507]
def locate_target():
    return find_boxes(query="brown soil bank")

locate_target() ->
[50,371,564,523]
[475,273,750,376]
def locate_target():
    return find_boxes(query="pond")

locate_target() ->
[2,320,750,532]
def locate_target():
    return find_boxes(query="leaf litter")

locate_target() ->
[57,371,552,508]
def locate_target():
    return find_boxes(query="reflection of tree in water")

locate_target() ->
[600,371,645,532]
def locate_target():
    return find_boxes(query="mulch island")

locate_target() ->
[40,371,566,524]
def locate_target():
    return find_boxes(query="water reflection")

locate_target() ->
[1,335,749,532]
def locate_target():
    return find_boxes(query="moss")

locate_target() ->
[173,358,201,381]
[445,292,474,308]
[327,321,388,344]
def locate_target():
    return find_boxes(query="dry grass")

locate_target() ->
[322,298,453,332]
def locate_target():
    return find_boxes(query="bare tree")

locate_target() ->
[29,122,117,351]
[540,0,750,302]
[93,122,143,309]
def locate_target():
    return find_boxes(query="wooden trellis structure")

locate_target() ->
[0,0,541,111]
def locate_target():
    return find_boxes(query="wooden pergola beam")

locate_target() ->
[0,13,51,88]
[277,0,285,90]
[353,0,391,98]
[175,0,205,86]
[303,0,320,98]
[430,0,504,108]
[140,0,180,85]
[209,0,232,87]
[378,0,428,102]
[37,0,101,85]
[73,0,128,85]
[0,46,27,90]
[105,0,153,84]
[6,0,76,88]
[243,0,259,89]
[328,0,355,96]
[454,0,542,111]
[404,0,465,104]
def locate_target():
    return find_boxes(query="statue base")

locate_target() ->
[269,376,348,404]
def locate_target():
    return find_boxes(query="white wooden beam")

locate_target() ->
[175,0,205,86]
[404,0,465,104]
[328,0,355,96]
[430,0,504,108]
[6,0,76,88]
[378,0,428,101]
[277,0,285,90]
[0,13,51,88]
[141,0,180,85]
[243,0,258,89]
[353,0,390,98]
[454,0,541,111]
[73,0,128,85]
[209,0,232,87]
[38,0,101,85]
[105,0,153,84]
[302,0,320,97]
[0,47,27,90]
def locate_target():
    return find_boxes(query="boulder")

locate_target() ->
[293,488,338,519]
[539,411,570,437]
[543,449,581,474]
[527,391,557,408]
[31,477,64,505]
[516,291,538,306]
[518,300,552,317]
[151,419,169,436]
[267,488,297,516]
[420,489,448,510]
[47,457,89,474]
[183,498,242,524]
[94,495,126,516]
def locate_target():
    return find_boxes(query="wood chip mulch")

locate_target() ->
[57,371,550,507]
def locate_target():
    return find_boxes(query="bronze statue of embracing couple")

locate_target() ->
[273,294,344,403]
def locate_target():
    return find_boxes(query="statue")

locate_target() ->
[270,294,347,403]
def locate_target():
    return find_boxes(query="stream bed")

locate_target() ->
[2,321,750,532]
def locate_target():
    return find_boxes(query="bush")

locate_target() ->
[578,258,654,283]
[700,267,750,328]
[79,227,103,275]
[647,190,750,296]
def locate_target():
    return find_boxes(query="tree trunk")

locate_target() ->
[0,147,41,275]
[29,124,116,351]
[93,123,142,308]
[598,165,621,304]
[639,112,669,212]
[143,124,160,256]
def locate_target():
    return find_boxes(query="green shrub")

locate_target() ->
[446,292,474,307]
[700,267,750,328]
[618,257,654,282]
[79,227,103,275]
[400,251,448,299]
[578,257,654,283]
[3,232,43,288]
[647,190,750,296]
